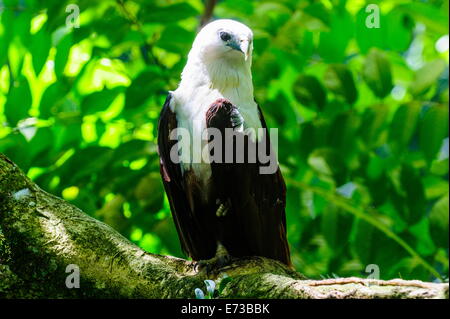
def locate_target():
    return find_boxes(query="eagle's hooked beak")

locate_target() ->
[240,39,250,61]
[227,38,250,61]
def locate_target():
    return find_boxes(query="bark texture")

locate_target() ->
[0,153,448,299]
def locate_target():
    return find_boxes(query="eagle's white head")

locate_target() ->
[177,19,255,94]
[191,19,253,62]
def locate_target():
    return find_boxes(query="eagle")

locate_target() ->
[157,19,291,270]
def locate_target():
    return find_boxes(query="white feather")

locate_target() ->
[171,19,262,185]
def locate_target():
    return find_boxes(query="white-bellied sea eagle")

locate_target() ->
[158,19,291,270]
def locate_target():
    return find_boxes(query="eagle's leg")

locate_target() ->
[195,242,232,274]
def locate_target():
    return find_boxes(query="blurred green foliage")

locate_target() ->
[0,0,448,281]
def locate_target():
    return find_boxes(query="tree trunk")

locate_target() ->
[0,154,447,299]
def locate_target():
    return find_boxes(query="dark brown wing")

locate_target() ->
[157,94,216,260]
[257,104,291,265]
[206,99,291,266]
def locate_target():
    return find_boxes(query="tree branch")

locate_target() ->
[0,154,448,299]
[200,0,218,28]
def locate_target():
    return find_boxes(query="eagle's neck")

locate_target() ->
[205,57,254,95]
[177,52,255,103]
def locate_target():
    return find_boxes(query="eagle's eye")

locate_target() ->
[219,31,231,42]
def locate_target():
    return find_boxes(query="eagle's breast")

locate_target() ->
[171,50,261,189]
[172,85,261,189]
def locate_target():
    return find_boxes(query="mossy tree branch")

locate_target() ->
[0,154,448,299]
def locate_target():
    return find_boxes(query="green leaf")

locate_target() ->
[355,8,413,53]
[7,38,27,79]
[13,10,31,44]
[323,64,358,105]
[398,2,449,34]
[429,195,449,249]
[253,2,291,34]
[410,60,446,97]
[385,10,413,52]
[28,127,54,165]
[218,275,232,294]
[156,25,194,54]
[400,165,426,225]
[54,33,73,77]
[4,76,32,126]
[388,103,421,155]
[112,140,151,163]
[253,51,281,85]
[308,150,333,176]
[363,49,393,99]
[30,27,51,75]
[58,146,114,184]
[0,133,30,169]
[431,158,449,176]
[52,123,82,151]
[39,80,71,119]
[318,9,353,62]
[308,148,345,180]
[419,106,449,163]
[359,104,389,149]
[321,203,352,252]
[293,75,326,110]
[328,111,360,161]
[409,218,436,256]
[0,10,13,66]
[299,122,317,158]
[355,7,386,54]
[81,87,124,115]
[300,120,330,153]
[139,3,199,24]
[86,8,129,45]
[423,175,449,200]
[352,218,375,264]
[302,2,331,29]
[366,155,386,180]
[125,67,165,110]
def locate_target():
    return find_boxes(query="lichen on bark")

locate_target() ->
[0,153,448,299]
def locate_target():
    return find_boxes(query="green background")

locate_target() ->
[0,0,448,281]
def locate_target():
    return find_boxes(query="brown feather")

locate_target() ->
[158,95,291,265]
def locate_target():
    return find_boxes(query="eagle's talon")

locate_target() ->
[194,243,232,275]
[216,253,232,268]
[215,200,231,217]
[194,260,213,275]
[215,204,227,217]
[195,255,232,275]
